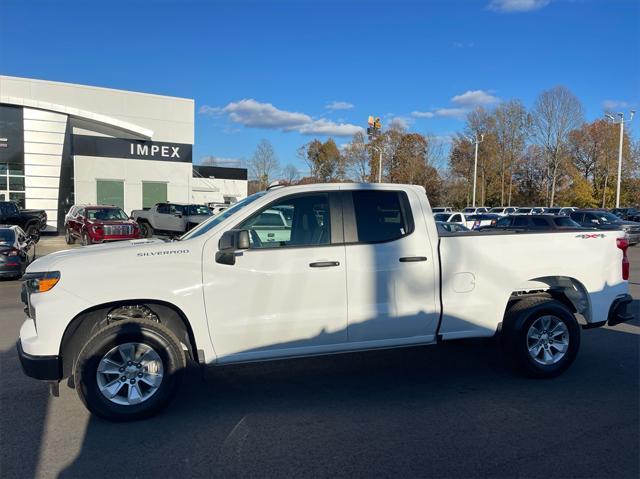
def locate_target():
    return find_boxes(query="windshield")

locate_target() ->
[0,229,15,245]
[545,208,561,214]
[180,192,267,240]
[185,205,213,216]
[595,212,621,223]
[86,208,129,221]
[489,208,504,213]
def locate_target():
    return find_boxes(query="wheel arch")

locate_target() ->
[507,276,591,324]
[59,299,199,378]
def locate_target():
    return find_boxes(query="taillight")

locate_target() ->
[617,237,629,280]
[7,248,20,257]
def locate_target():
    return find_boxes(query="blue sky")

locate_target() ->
[1,0,638,173]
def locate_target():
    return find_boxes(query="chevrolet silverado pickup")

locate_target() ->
[17,183,634,421]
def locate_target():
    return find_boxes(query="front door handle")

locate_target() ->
[309,261,340,268]
[399,256,427,262]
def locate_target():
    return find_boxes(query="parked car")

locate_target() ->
[17,183,633,421]
[0,201,46,240]
[207,203,229,215]
[64,205,141,245]
[462,206,489,214]
[482,215,583,231]
[436,221,471,234]
[465,213,501,229]
[433,212,467,226]
[570,210,640,245]
[514,207,545,215]
[611,207,640,222]
[432,207,453,213]
[131,203,213,237]
[0,225,36,279]
[488,206,518,216]
[543,207,575,216]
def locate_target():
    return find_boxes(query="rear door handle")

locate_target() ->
[309,261,340,268]
[399,256,427,262]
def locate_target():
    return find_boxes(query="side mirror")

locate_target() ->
[216,229,250,265]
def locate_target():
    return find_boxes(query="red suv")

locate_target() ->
[64,205,141,245]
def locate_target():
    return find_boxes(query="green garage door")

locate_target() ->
[96,180,124,209]
[142,182,167,209]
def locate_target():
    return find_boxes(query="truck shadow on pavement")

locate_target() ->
[52,319,639,479]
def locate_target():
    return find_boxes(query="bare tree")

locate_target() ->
[493,100,529,206]
[342,131,370,181]
[248,139,280,190]
[531,86,584,206]
[281,164,300,185]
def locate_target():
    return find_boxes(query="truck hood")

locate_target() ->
[26,238,169,273]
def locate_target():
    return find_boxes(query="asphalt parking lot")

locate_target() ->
[1,237,638,479]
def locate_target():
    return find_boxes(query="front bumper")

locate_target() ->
[16,339,62,381]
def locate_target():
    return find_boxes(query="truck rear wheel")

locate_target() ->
[502,297,580,378]
[25,224,40,243]
[74,320,186,421]
[139,221,154,238]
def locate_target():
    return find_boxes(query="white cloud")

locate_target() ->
[202,99,363,137]
[602,99,631,112]
[325,101,354,111]
[411,108,467,120]
[453,41,474,48]
[488,0,551,12]
[451,90,500,106]
[293,118,363,137]
[389,117,412,130]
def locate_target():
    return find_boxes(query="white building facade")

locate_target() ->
[0,76,247,231]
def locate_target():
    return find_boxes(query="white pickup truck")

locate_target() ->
[17,183,634,421]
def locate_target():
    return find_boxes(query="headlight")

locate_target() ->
[23,271,61,293]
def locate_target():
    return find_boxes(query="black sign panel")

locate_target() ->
[0,105,24,165]
[193,165,248,181]
[72,135,192,163]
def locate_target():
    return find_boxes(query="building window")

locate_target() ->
[0,162,26,207]
[96,180,124,210]
[142,182,167,209]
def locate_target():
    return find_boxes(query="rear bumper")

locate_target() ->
[607,294,635,327]
[0,262,23,277]
[16,339,62,381]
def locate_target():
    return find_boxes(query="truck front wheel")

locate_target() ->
[502,297,580,378]
[74,320,186,421]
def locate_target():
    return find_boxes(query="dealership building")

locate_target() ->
[0,75,247,231]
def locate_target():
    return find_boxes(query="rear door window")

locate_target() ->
[352,190,413,243]
[513,216,529,227]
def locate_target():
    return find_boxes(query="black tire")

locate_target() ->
[139,221,154,238]
[81,231,91,246]
[501,297,580,378]
[25,224,40,244]
[74,320,186,421]
[64,227,75,245]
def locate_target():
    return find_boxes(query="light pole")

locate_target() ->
[468,133,484,207]
[367,116,383,183]
[605,111,635,208]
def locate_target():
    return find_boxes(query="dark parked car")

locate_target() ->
[482,215,584,231]
[0,225,36,279]
[570,210,640,245]
[0,201,46,240]
[611,207,640,222]
[435,221,471,234]
[65,205,141,245]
